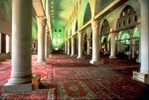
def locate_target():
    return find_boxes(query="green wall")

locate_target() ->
[52,27,64,50]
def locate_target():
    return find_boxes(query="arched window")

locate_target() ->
[0,3,6,21]
[101,20,110,35]
[117,5,137,29]
[120,32,130,44]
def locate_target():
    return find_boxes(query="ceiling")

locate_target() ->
[49,0,77,28]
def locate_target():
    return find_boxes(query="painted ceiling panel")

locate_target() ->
[49,0,77,27]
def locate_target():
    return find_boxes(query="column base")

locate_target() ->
[77,56,83,59]
[67,53,70,55]
[36,61,46,65]
[90,60,101,65]
[109,56,117,59]
[3,83,32,93]
[70,54,75,57]
[132,71,149,84]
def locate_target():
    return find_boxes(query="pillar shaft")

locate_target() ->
[90,20,100,64]
[132,0,149,84]
[109,33,116,59]
[67,39,70,55]
[71,37,75,56]
[131,39,135,59]
[139,0,149,74]
[87,39,91,55]
[77,31,83,58]
[37,17,47,63]
[6,0,32,85]
[64,41,67,54]
[45,30,49,57]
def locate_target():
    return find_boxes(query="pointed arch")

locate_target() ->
[78,0,92,28]
[100,19,110,35]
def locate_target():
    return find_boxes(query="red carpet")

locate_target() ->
[4,92,47,100]
[0,54,148,99]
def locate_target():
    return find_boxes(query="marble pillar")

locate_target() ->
[77,31,83,58]
[64,41,67,54]
[45,30,49,57]
[90,20,100,64]
[109,32,117,59]
[37,16,47,64]
[131,39,136,59]
[67,39,70,55]
[71,36,75,56]
[4,0,32,92]
[133,0,149,84]
[87,39,91,55]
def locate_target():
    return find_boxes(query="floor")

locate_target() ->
[0,54,149,100]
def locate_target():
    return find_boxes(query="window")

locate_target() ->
[59,29,61,32]
[134,15,137,22]
[117,5,137,29]
[54,29,57,32]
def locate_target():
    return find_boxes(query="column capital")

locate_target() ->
[78,31,82,34]
[36,16,47,26]
[87,38,91,41]
[71,36,75,39]
[91,20,99,28]
[110,32,117,36]
[46,30,49,34]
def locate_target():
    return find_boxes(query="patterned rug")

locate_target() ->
[1,90,48,100]
[0,54,148,100]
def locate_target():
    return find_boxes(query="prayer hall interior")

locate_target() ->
[0,0,149,99]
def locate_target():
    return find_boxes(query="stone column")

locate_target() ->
[67,39,70,55]
[64,41,67,54]
[45,30,49,57]
[90,20,100,64]
[37,16,47,64]
[109,32,117,59]
[77,31,83,58]
[49,36,52,54]
[117,40,121,52]
[133,0,149,84]
[4,0,32,92]
[87,38,91,55]
[71,36,75,56]
[131,39,135,59]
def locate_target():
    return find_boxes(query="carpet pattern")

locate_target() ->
[2,90,48,100]
[57,80,95,99]
[0,54,148,99]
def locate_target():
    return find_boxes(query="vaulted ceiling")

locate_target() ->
[49,0,77,28]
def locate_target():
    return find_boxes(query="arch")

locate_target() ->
[101,36,107,43]
[71,18,78,34]
[99,0,113,12]
[85,27,92,39]
[133,27,140,38]
[83,3,91,25]
[90,0,101,16]
[116,5,138,30]
[119,5,135,17]
[100,19,110,35]
[120,32,130,44]
[107,35,111,42]
[78,0,92,28]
